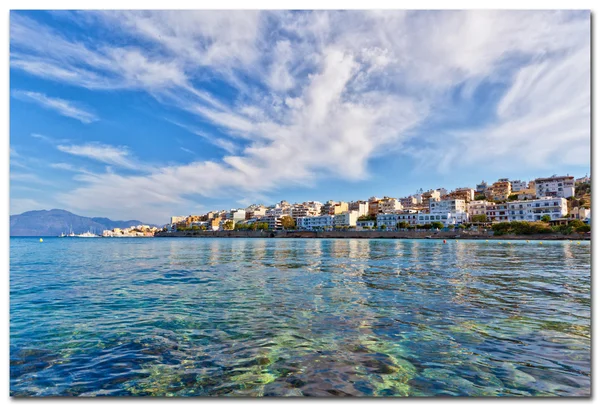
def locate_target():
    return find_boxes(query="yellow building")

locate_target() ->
[485,180,512,201]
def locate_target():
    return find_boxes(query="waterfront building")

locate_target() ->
[485,180,512,201]
[321,200,347,215]
[297,215,335,231]
[508,197,568,222]
[261,215,283,230]
[356,220,375,230]
[334,211,359,228]
[226,209,246,224]
[486,203,510,222]
[534,175,575,199]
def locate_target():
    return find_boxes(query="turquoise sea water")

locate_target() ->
[10,237,590,397]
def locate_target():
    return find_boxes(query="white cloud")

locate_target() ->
[12,90,98,123]
[10,10,590,222]
[57,143,139,170]
[10,198,47,215]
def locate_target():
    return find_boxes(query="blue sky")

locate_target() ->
[10,10,590,224]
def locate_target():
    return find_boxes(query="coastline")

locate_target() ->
[155,230,590,241]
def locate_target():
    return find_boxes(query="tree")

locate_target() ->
[431,221,444,230]
[397,221,410,229]
[541,215,551,223]
[380,225,387,230]
[191,225,200,230]
[475,195,487,201]
[576,224,591,233]
[508,194,519,201]
[471,214,488,223]
[257,222,269,231]
[200,225,207,231]
[223,220,234,230]
[569,219,586,229]
[281,216,296,230]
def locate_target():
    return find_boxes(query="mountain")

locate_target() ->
[10,209,158,236]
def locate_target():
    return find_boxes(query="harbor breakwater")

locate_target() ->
[155,230,590,240]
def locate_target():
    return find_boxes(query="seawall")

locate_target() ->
[155,230,590,240]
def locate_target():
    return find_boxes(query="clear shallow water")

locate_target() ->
[10,237,590,397]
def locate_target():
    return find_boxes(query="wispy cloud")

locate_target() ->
[180,147,195,155]
[57,143,139,170]
[12,90,98,123]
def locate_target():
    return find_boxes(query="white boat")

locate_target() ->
[75,231,99,238]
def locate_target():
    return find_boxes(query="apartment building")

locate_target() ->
[349,200,369,217]
[379,197,403,213]
[297,215,335,230]
[476,181,488,195]
[421,190,441,208]
[486,203,510,222]
[334,211,359,228]
[261,215,283,230]
[510,180,528,192]
[445,187,475,203]
[468,201,494,218]
[535,175,575,199]
[245,205,267,220]
[368,198,381,216]
[508,197,568,222]
[485,180,512,201]
[570,207,590,221]
[226,209,246,224]
[400,196,418,208]
[356,220,376,230]
[170,216,186,224]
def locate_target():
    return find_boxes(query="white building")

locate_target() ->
[510,180,528,192]
[534,175,575,199]
[400,196,418,208]
[261,215,283,230]
[430,199,467,215]
[417,199,468,226]
[376,211,420,229]
[570,207,591,221]
[297,215,335,231]
[334,211,359,228]
[508,197,568,222]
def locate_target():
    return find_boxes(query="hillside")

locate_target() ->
[10,209,157,236]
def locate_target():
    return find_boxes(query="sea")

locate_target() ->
[10,237,591,397]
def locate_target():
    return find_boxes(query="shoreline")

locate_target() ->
[155,230,590,241]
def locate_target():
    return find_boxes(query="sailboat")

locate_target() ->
[59,225,76,237]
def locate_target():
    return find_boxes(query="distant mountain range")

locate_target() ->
[10,209,158,236]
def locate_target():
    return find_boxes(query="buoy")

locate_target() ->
[527,240,529,243]
[485,240,488,242]
[577,241,581,245]
[39,238,43,242]
[443,240,446,244]
[539,242,543,244]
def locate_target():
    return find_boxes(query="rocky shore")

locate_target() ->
[155,230,590,240]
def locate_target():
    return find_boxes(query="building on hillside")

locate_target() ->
[170,216,186,224]
[226,209,246,224]
[321,200,347,215]
[534,175,575,199]
[400,196,418,208]
[379,197,403,213]
[436,188,448,197]
[209,217,222,231]
[576,174,590,184]
[508,197,568,222]
[510,180,528,192]
[297,215,334,231]
[334,211,359,228]
[445,187,475,203]
[245,205,267,219]
[421,190,441,208]
[349,200,369,217]
[368,198,381,216]
[476,181,488,195]
[570,207,591,221]
[485,180,512,201]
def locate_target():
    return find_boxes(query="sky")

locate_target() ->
[9,10,591,224]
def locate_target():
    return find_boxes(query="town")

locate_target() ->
[162,174,591,235]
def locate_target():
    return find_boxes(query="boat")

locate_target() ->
[74,231,99,238]
[59,226,76,237]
